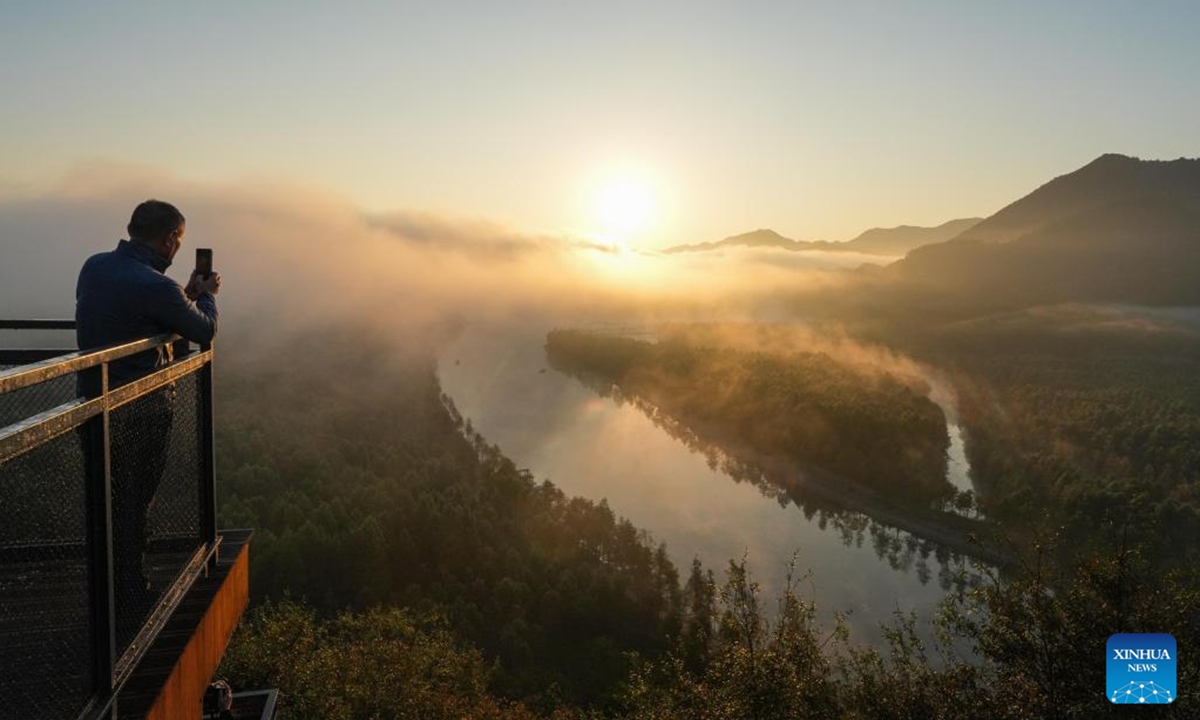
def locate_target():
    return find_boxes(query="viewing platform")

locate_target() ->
[0,321,264,720]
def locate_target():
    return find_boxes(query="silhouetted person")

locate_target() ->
[75,200,220,620]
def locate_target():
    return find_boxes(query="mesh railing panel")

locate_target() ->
[0,369,79,429]
[148,373,204,544]
[0,431,94,720]
[109,373,205,660]
[2,343,213,716]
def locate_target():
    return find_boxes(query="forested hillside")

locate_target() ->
[208,321,1200,719]
[214,326,680,708]
[544,329,953,505]
[810,155,1200,322]
[945,344,1200,566]
[856,304,1200,568]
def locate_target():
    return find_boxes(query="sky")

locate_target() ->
[1,0,1197,248]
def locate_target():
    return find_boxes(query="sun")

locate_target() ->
[589,171,661,242]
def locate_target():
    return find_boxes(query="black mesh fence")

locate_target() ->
[0,367,78,429]
[1,345,211,720]
[0,430,94,720]
[109,373,205,660]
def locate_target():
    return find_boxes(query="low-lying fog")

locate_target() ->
[0,163,876,336]
[0,165,978,648]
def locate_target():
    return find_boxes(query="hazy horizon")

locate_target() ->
[3,1,1199,249]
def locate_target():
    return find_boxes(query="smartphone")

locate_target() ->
[196,248,213,279]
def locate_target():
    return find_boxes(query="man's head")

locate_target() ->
[128,200,186,261]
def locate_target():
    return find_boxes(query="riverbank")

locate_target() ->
[619,391,1013,568]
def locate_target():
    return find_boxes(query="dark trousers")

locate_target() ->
[108,389,175,599]
[77,383,176,651]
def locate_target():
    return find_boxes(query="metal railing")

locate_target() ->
[0,320,219,720]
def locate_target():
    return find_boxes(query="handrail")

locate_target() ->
[0,319,76,330]
[0,333,178,395]
[0,397,98,464]
[0,323,218,720]
[0,348,212,463]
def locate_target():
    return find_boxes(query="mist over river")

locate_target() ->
[438,323,986,648]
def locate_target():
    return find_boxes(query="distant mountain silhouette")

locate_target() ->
[664,219,980,256]
[946,153,1200,246]
[663,229,808,254]
[715,229,796,249]
[872,154,1200,317]
[841,218,981,255]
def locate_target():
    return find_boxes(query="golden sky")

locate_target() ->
[2,1,1197,248]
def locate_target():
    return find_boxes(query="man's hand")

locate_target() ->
[185,271,222,300]
[184,272,202,300]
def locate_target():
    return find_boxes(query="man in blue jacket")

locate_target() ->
[76,199,220,390]
[76,200,221,619]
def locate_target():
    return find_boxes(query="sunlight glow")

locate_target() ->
[589,170,661,242]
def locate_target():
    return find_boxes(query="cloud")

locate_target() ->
[366,212,561,260]
[669,246,893,272]
[0,164,599,333]
[0,162,866,356]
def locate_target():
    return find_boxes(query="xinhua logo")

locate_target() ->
[1107,634,1176,704]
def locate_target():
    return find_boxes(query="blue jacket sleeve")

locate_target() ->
[145,280,218,344]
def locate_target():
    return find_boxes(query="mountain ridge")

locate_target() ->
[663,218,981,256]
[947,153,1200,245]
[867,154,1200,317]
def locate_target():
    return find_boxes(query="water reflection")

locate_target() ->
[570,371,995,587]
[438,324,990,647]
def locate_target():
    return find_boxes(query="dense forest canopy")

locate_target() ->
[215,325,680,709]
[920,311,1200,568]
[207,295,1200,717]
[207,311,1200,717]
[544,329,953,506]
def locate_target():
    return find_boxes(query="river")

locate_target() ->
[438,323,987,648]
